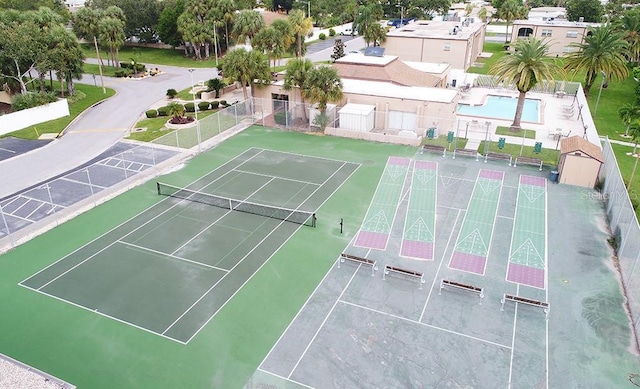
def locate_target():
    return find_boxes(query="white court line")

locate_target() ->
[20,148,265,287]
[544,181,550,389]
[288,262,362,379]
[233,169,322,186]
[257,368,315,389]
[257,234,361,371]
[169,178,275,256]
[0,147,16,153]
[182,161,360,343]
[419,209,462,323]
[117,240,229,272]
[250,146,359,165]
[18,283,186,344]
[508,284,520,388]
[341,299,512,350]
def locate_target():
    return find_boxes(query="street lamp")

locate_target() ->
[188,69,202,152]
[396,0,404,25]
[594,71,607,118]
[297,0,310,18]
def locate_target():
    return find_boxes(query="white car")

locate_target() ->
[340,28,358,36]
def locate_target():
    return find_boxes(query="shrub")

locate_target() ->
[114,70,132,78]
[157,106,170,116]
[120,62,130,69]
[274,111,292,125]
[134,63,146,72]
[319,33,326,40]
[145,109,158,118]
[196,91,203,99]
[211,101,220,109]
[12,92,58,111]
[198,101,210,111]
[220,100,227,106]
[184,102,195,112]
[329,28,335,37]
[166,88,178,99]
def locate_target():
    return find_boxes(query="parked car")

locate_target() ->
[340,27,357,36]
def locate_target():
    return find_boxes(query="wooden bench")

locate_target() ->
[500,293,549,319]
[421,144,446,158]
[514,156,543,171]
[453,148,479,161]
[484,152,512,166]
[383,265,425,289]
[439,279,485,304]
[338,253,378,276]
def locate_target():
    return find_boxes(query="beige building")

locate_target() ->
[510,19,600,57]
[381,19,486,70]
[558,136,603,188]
[251,54,459,140]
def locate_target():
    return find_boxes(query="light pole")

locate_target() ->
[594,71,606,118]
[188,69,202,151]
[396,0,404,25]
[297,0,310,18]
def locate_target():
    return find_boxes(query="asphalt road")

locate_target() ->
[0,64,215,199]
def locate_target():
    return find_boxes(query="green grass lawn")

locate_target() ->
[496,125,536,139]
[586,72,636,140]
[83,63,119,77]
[479,140,560,166]
[81,44,218,68]
[421,135,468,149]
[3,83,116,140]
[127,110,219,142]
[610,143,640,207]
[468,42,507,75]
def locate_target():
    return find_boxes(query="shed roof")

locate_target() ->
[560,136,603,163]
[339,103,375,115]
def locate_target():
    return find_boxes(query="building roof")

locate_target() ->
[334,55,441,87]
[341,79,458,103]
[560,136,603,163]
[386,19,485,40]
[339,103,376,115]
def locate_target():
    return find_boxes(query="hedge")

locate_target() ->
[211,101,220,109]
[184,102,195,112]
[157,106,170,116]
[198,101,210,111]
[145,109,158,118]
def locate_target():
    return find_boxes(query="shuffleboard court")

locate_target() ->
[400,160,437,259]
[354,157,410,250]
[20,147,359,343]
[506,175,547,289]
[449,169,503,275]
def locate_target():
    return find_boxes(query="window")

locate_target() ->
[541,29,552,37]
[566,30,578,38]
[444,43,451,51]
[562,46,576,53]
[518,27,533,37]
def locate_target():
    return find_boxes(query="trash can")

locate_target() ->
[549,170,559,183]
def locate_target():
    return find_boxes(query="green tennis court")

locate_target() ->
[20,148,359,343]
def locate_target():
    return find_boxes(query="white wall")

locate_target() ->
[0,99,70,136]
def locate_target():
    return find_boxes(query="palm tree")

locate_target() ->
[288,9,312,57]
[365,23,387,47]
[490,38,564,131]
[271,19,295,58]
[619,103,640,137]
[564,25,629,97]
[251,26,284,70]
[616,11,640,64]
[627,119,640,189]
[99,17,125,67]
[50,25,85,97]
[216,0,235,49]
[73,7,106,92]
[232,10,264,44]
[283,58,313,120]
[354,3,383,46]
[301,66,343,130]
[221,47,270,99]
[496,0,527,44]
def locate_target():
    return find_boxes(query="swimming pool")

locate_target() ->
[457,95,541,123]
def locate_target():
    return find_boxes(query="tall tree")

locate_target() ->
[49,25,85,96]
[100,6,126,67]
[0,18,48,93]
[353,3,383,44]
[221,47,270,99]
[490,38,563,131]
[616,10,640,65]
[283,58,313,119]
[157,0,185,48]
[271,19,295,55]
[301,66,343,128]
[365,23,387,47]
[565,0,603,22]
[252,26,285,70]
[288,9,312,58]
[216,0,236,50]
[87,0,162,42]
[564,25,629,97]
[619,103,640,137]
[232,9,264,44]
[73,7,106,92]
[177,0,216,60]
[496,0,527,43]
[331,39,345,62]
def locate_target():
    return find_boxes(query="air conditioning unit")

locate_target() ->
[578,16,584,23]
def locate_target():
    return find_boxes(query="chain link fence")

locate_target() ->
[600,137,640,346]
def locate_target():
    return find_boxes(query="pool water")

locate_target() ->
[457,95,541,123]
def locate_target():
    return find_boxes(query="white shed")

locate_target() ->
[338,103,376,132]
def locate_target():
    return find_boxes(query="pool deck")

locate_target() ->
[458,87,584,151]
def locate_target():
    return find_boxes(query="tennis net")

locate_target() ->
[156,182,316,227]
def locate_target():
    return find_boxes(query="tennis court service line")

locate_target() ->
[354,156,411,250]
[116,240,229,272]
[506,175,547,289]
[19,148,266,289]
[401,160,438,260]
[180,160,360,343]
[233,169,322,186]
[448,169,504,275]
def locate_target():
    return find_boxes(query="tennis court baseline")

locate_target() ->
[20,148,359,343]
